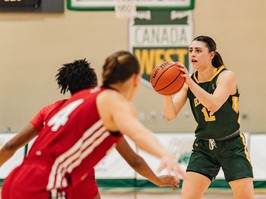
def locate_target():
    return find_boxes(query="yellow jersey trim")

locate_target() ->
[193,65,225,83]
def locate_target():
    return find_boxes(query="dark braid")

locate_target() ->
[56,59,98,94]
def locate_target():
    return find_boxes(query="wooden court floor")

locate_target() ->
[0,188,265,198]
[100,188,266,199]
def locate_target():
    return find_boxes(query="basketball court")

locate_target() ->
[67,1,266,198]
[0,189,265,199]
[1,0,266,198]
[100,188,266,199]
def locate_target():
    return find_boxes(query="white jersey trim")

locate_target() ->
[47,119,108,191]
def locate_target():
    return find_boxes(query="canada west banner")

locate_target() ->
[129,11,194,86]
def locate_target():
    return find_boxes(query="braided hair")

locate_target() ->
[56,59,98,94]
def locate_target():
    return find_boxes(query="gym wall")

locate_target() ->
[0,0,265,133]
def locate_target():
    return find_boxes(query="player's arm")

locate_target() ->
[115,137,179,188]
[178,63,236,113]
[112,97,169,160]
[0,123,37,166]
[187,71,236,113]
[163,84,188,121]
[0,106,44,167]
[98,90,184,177]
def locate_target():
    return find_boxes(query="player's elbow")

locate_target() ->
[163,112,176,121]
[206,96,225,113]
[2,141,16,152]
[206,104,220,114]
[165,116,175,121]
[129,156,144,169]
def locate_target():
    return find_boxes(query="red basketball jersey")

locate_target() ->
[2,87,122,199]
[30,99,67,131]
[30,98,99,199]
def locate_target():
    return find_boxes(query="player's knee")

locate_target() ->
[233,189,254,199]
[181,188,204,199]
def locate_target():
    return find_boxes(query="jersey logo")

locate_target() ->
[48,99,84,132]
[194,98,200,107]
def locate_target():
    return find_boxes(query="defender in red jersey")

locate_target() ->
[1,53,181,198]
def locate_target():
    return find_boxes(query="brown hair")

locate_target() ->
[102,51,140,87]
[193,35,224,68]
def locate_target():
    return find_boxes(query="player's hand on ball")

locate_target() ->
[175,62,193,86]
[150,61,185,95]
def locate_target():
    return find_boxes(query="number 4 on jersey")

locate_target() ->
[48,99,84,132]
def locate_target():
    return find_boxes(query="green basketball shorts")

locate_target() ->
[186,133,253,182]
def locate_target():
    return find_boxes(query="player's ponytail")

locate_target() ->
[212,51,224,68]
[102,51,140,87]
[193,35,224,68]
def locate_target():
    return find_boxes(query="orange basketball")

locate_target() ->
[150,61,185,95]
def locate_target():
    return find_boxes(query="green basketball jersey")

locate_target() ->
[187,66,240,139]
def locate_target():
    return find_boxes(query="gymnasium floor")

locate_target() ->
[100,188,266,199]
[0,188,265,198]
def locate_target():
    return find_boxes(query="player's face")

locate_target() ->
[189,40,214,70]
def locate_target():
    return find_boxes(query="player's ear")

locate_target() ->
[210,51,215,59]
[133,74,140,87]
[133,74,140,92]
[127,74,140,101]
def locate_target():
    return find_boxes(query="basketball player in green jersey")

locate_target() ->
[163,35,254,199]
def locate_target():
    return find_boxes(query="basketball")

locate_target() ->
[150,61,185,95]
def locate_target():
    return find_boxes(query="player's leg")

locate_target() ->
[221,133,254,199]
[182,138,218,199]
[181,171,211,199]
[229,178,254,199]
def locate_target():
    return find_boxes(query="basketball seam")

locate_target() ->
[156,72,182,93]
[153,64,175,88]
